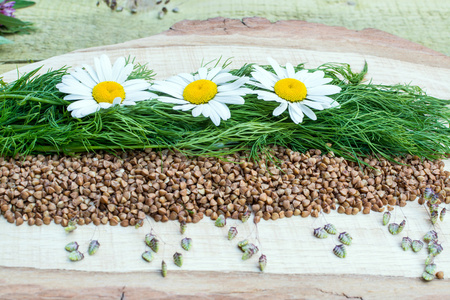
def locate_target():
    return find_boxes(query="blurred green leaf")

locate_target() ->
[0,14,26,27]
[13,1,36,9]
[0,36,13,44]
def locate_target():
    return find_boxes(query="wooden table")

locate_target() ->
[1,18,449,299]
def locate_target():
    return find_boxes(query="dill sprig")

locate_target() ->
[1,61,450,163]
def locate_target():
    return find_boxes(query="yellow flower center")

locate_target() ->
[274,78,307,102]
[92,81,125,104]
[182,79,218,104]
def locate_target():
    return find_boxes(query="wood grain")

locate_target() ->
[0,17,449,299]
[2,18,449,100]
[0,266,449,300]
[164,17,450,69]
[1,200,448,276]
[1,0,449,76]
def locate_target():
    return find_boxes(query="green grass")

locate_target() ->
[1,61,450,164]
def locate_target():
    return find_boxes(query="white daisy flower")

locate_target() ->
[56,55,156,118]
[151,67,252,126]
[249,57,341,124]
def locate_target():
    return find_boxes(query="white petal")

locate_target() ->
[197,67,208,80]
[253,66,281,82]
[217,77,249,92]
[202,104,212,118]
[58,77,92,92]
[123,79,150,90]
[288,104,303,124]
[213,95,245,105]
[212,73,240,85]
[232,87,254,95]
[67,100,98,111]
[285,63,296,78]
[301,100,324,110]
[94,57,104,82]
[290,102,307,119]
[213,90,243,97]
[167,75,190,86]
[152,82,184,99]
[71,104,100,118]
[82,64,100,84]
[307,85,341,96]
[268,57,288,79]
[206,67,223,80]
[304,71,335,88]
[121,101,136,106]
[299,103,317,120]
[112,97,122,106]
[58,76,82,86]
[209,100,231,120]
[126,91,157,101]
[305,77,333,87]
[111,57,126,82]
[294,70,309,82]
[192,105,203,117]
[63,94,93,101]
[178,73,195,83]
[217,85,252,96]
[147,91,159,99]
[306,95,339,108]
[173,104,196,111]
[98,102,113,109]
[256,91,284,102]
[302,71,325,87]
[273,102,288,116]
[208,107,221,126]
[254,65,279,81]
[157,96,189,104]
[59,74,77,84]
[116,64,133,84]
[100,55,113,81]
[152,79,167,86]
[250,71,277,90]
[57,83,92,96]
[217,68,230,75]
[247,80,267,90]
[71,68,97,88]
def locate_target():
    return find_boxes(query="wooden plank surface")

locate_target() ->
[1,18,449,299]
[1,267,450,300]
[1,0,449,76]
[2,18,449,96]
[0,201,448,276]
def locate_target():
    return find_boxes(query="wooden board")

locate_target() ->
[0,201,449,275]
[1,267,450,300]
[1,18,450,299]
[2,18,449,96]
[2,0,449,76]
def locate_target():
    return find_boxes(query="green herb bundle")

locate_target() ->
[1,61,450,162]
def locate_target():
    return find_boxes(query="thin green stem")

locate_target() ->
[0,94,70,105]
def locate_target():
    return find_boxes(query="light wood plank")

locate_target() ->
[0,200,448,277]
[0,17,449,298]
[0,266,449,300]
[2,0,449,75]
